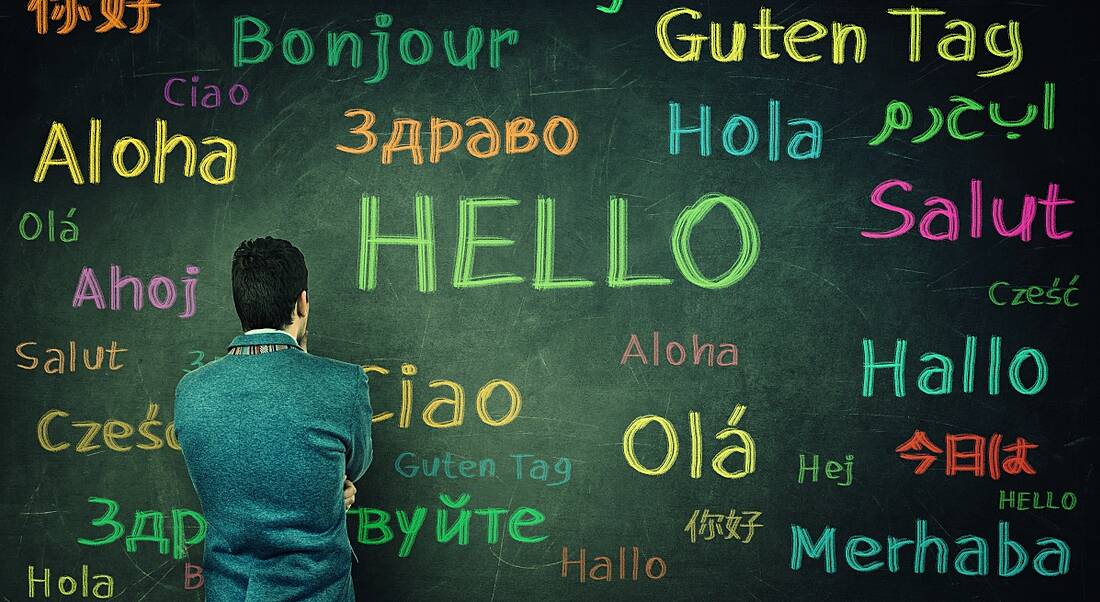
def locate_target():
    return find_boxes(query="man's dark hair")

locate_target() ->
[232,237,308,331]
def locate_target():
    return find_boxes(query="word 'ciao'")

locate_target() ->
[358,194,760,292]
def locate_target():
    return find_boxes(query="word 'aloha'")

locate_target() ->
[33,119,237,185]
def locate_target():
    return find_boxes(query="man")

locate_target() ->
[175,237,373,601]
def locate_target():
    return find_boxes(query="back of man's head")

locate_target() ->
[232,237,308,331]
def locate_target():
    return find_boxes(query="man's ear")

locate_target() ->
[297,290,309,317]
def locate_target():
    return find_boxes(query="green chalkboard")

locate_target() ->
[3,1,1097,600]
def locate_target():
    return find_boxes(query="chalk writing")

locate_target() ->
[623,404,756,479]
[19,209,78,243]
[183,563,204,590]
[357,193,760,292]
[561,546,667,582]
[16,340,127,374]
[684,509,763,543]
[798,453,854,487]
[998,491,1077,511]
[163,75,250,109]
[870,83,1054,144]
[183,350,225,373]
[78,496,206,560]
[668,101,822,160]
[33,119,237,185]
[895,431,1038,479]
[596,0,623,15]
[234,14,518,86]
[27,0,159,35]
[862,335,1048,398]
[394,451,572,486]
[988,276,1079,307]
[362,363,521,429]
[657,8,866,65]
[619,332,738,367]
[336,110,578,164]
[26,565,114,599]
[348,492,546,557]
[659,7,1023,76]
[860,179,1073,242]
[72,264,199,319]
[790,520,1069,575]
[38,403,178,453]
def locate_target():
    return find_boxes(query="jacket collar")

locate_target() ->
[227,330,303,351]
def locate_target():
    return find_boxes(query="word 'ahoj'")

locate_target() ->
[72,265,200,319]
[658,7,1022,77]
[358,193,760,292]
[33,119,237,185]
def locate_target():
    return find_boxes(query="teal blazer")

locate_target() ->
[174,331,372,602]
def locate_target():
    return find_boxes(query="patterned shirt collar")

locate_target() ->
[227,330,303,354]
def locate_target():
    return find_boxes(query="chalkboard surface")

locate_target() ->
[3,1,1097,600]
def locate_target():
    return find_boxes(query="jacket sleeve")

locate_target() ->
[345,366,373,482]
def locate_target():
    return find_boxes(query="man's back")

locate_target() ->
[175,331,372,602]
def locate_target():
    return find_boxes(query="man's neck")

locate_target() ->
[244,327,294,337]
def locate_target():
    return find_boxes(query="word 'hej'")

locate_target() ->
[72,265,199,318]
[233,14,518,86]
[358,194,759,292]
[896,430,1037,480]
[33,119,237,185]
[798,453,854,487]
[27,0,157,35]
[790,520,1068,576]
[871,83,1055,144]
[861,180,1073,242]
[658,7,1022,77]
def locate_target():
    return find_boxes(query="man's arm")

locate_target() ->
[345,366,373,482]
